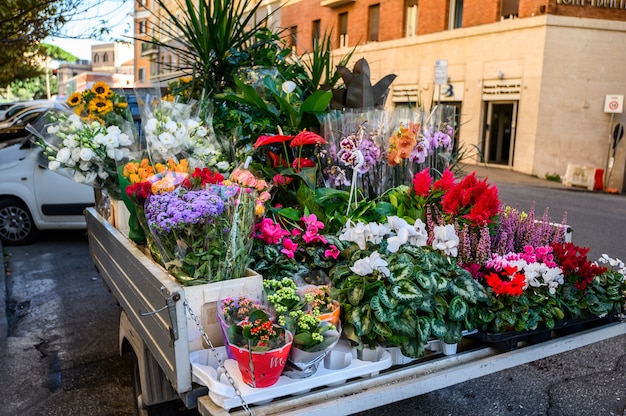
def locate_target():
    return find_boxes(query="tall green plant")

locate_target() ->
[147,0,283,98]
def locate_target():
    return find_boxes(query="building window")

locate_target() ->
[448,0,463,29]
[138,68,145,82]
[287,26,298,48]
[93,53,99,63]
[312,19,321,48]
[103,52,109,63]
[139,20,146,34]
[405,0,418,37]
[339,12,348,48]
[368,5,380,42]
[500,0,519,18]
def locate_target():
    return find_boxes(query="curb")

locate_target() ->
[0,241,7,339]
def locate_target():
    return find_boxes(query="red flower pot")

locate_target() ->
[229,331,293,388]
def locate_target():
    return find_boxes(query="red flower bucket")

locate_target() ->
[229,331,293,388]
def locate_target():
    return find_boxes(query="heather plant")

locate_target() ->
[490,204,568,255]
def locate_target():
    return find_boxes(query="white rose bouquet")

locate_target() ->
[29,108,135,199]
[141,96,228,171]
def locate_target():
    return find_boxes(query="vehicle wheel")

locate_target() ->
[0,198,39,245]
[129,350,182,416]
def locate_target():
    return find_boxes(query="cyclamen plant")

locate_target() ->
[251,214,341,282]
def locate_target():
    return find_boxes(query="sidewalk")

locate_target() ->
[460,163,590,191]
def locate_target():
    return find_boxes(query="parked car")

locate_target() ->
[0,100,55,122]
[0,106,53,143]
[0,137,95,245]
[0,102,17,120]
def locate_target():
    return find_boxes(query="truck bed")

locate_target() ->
[85,207,626,416]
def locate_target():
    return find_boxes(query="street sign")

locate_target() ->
[603,94,624,114]
[434,60,448,85]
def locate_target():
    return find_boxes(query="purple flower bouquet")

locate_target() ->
[144,184,255,285]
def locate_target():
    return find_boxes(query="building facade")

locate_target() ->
[131,0,626,191]
[58,43,135,99]
[281,0,626,191]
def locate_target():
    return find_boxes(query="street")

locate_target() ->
[1,182,625,416]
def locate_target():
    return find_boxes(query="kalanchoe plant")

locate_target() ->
[280,310,340,353]
[227,309,288,352]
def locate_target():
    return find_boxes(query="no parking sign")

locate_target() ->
[604,94,624,114]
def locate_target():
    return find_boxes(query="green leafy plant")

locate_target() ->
[217,76,332,135]
[331,223,487,358]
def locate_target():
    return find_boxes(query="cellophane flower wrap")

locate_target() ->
[140,94,229,171]
[29,82,137,200]
[144,183,256,285]
[320,106,455,208]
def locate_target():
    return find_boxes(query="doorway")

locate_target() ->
[483,101,517,165]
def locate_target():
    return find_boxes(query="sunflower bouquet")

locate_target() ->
[67,81,133,125]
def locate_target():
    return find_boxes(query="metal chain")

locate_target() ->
[183,300,255,416]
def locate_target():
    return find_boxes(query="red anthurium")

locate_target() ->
[268,151,289,168]
[291,157,316,171]
[290,131,327,147]
[254,134,294,148]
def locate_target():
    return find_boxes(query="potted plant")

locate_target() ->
[331,217,487,359]
[281,310,341,378]
[262,277,342,377]
[226,306,293,388]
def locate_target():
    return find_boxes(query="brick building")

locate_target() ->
[133,0,626,191]
[279,0,626,191]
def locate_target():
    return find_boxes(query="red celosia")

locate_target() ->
[254,134,293,148]
[433,167,455,191]
[412,168,432,197]
[441,172,500,225]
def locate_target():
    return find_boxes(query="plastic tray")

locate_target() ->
[190,341,392,410]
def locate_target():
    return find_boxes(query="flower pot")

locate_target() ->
[283,326,341,379]
[357,345,384,362]
[283,346,328,379]
[218,316,236,360]
[316,301,341,326]
[229,331,293,388]
[440,341,458,355]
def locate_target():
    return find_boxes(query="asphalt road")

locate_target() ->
[0,179,625,416]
